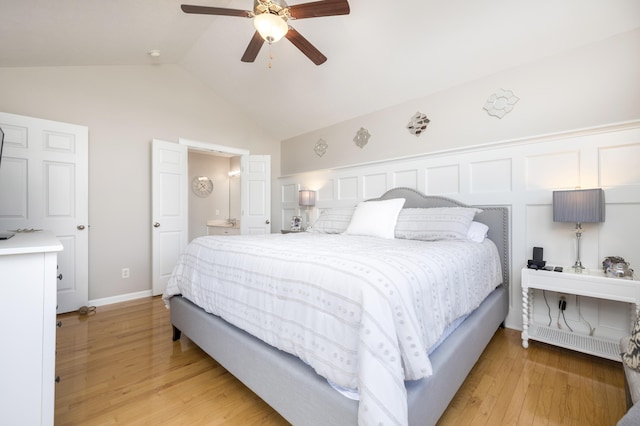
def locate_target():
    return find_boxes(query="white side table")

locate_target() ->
[521,266,640,361]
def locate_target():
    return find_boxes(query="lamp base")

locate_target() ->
[572,224,585,273]
[572,261,585,273]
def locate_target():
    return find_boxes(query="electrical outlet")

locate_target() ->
[122,268,130,279]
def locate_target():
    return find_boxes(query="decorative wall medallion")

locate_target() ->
[483,89,519,118]
[353,127,371,149]
[314,138,328,157]
[407,112,430,136]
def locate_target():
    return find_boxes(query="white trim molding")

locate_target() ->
[89,290,153,307]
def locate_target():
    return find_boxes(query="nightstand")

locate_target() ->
[521,266,640,361]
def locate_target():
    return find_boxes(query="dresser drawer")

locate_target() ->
[208,227,240,236]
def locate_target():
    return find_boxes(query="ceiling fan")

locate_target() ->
[181,0,350,65]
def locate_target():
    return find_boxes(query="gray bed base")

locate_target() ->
[170,188,510,425]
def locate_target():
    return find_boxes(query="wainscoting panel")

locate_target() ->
[598,299,634,334]
[425,164,459,195]
[278,121,640,331]
[599,202,640,267]
[363,173,387,199]
[338,177,358,201]
[524,151,580,191]
[317,180,334,202]
[281,183,298,204]
[599,143,640,186]
[469,158,512,194]
[393,169,419,190]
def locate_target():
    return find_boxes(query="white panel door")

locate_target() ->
[0,112,89,313]
[241,155,271,234]
[151,139,188,296]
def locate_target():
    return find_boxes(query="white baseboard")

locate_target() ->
[89,290,153,307]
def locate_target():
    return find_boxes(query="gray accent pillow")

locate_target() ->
[623,315,640,372]
[309,207,355,234]
[395,207,481,241]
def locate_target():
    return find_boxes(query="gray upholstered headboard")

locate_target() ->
[370,187,510,289]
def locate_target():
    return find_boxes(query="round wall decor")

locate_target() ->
[192,176,213,197]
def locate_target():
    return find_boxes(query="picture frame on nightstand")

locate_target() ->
[290,216,302,232]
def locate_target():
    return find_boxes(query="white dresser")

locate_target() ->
[0,231,63,425]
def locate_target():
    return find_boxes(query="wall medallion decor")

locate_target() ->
[407,112,430,136]
[314,138,328,157]
[483,88,519,118]
[353,127,371,149]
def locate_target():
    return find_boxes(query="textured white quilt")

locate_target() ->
[163,233,502,426]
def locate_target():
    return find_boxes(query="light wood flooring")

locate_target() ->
[55,296,626,425]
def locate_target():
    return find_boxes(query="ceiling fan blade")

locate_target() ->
[285,27,327,65]
[241,32,266,62]
[288,0,350,19]
[181,4,251,17]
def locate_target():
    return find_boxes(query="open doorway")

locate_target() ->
[179,138,249,242]
[187,150,241,242]
[151,138,270,295]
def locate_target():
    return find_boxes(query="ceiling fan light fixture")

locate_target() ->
[254,12,288,43]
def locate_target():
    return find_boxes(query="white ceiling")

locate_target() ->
[2,0,639,140]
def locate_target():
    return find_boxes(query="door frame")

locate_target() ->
[179,138,250,157]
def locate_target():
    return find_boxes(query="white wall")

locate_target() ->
[278,122,640,335]
[280,29,640,176]
[0,64,280,301]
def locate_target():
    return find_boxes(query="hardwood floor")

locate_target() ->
[55,296,626,425]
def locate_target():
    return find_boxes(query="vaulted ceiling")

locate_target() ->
[2,0,639,140]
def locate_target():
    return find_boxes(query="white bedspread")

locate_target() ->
[163,233,502,426]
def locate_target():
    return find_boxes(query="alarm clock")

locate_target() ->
[192,176,213,197]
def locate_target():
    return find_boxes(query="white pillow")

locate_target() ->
[343,198,406,239]
[394,207,481,241]
[309,207,355,234]
[467,221,489,243]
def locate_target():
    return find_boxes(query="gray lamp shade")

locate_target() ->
[552,188,605,223]
[298,190,316,207]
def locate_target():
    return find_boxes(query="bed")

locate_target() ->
[164,187,510,426]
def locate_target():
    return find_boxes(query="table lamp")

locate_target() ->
[298,190,316,230]
[552,188,605,271]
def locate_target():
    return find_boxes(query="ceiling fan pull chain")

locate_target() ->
[268,43,273,69]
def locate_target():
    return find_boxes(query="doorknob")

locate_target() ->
[57,273,63,280]
[153,222,161,228]
[265,219,270,224]
[77,225,85,230]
